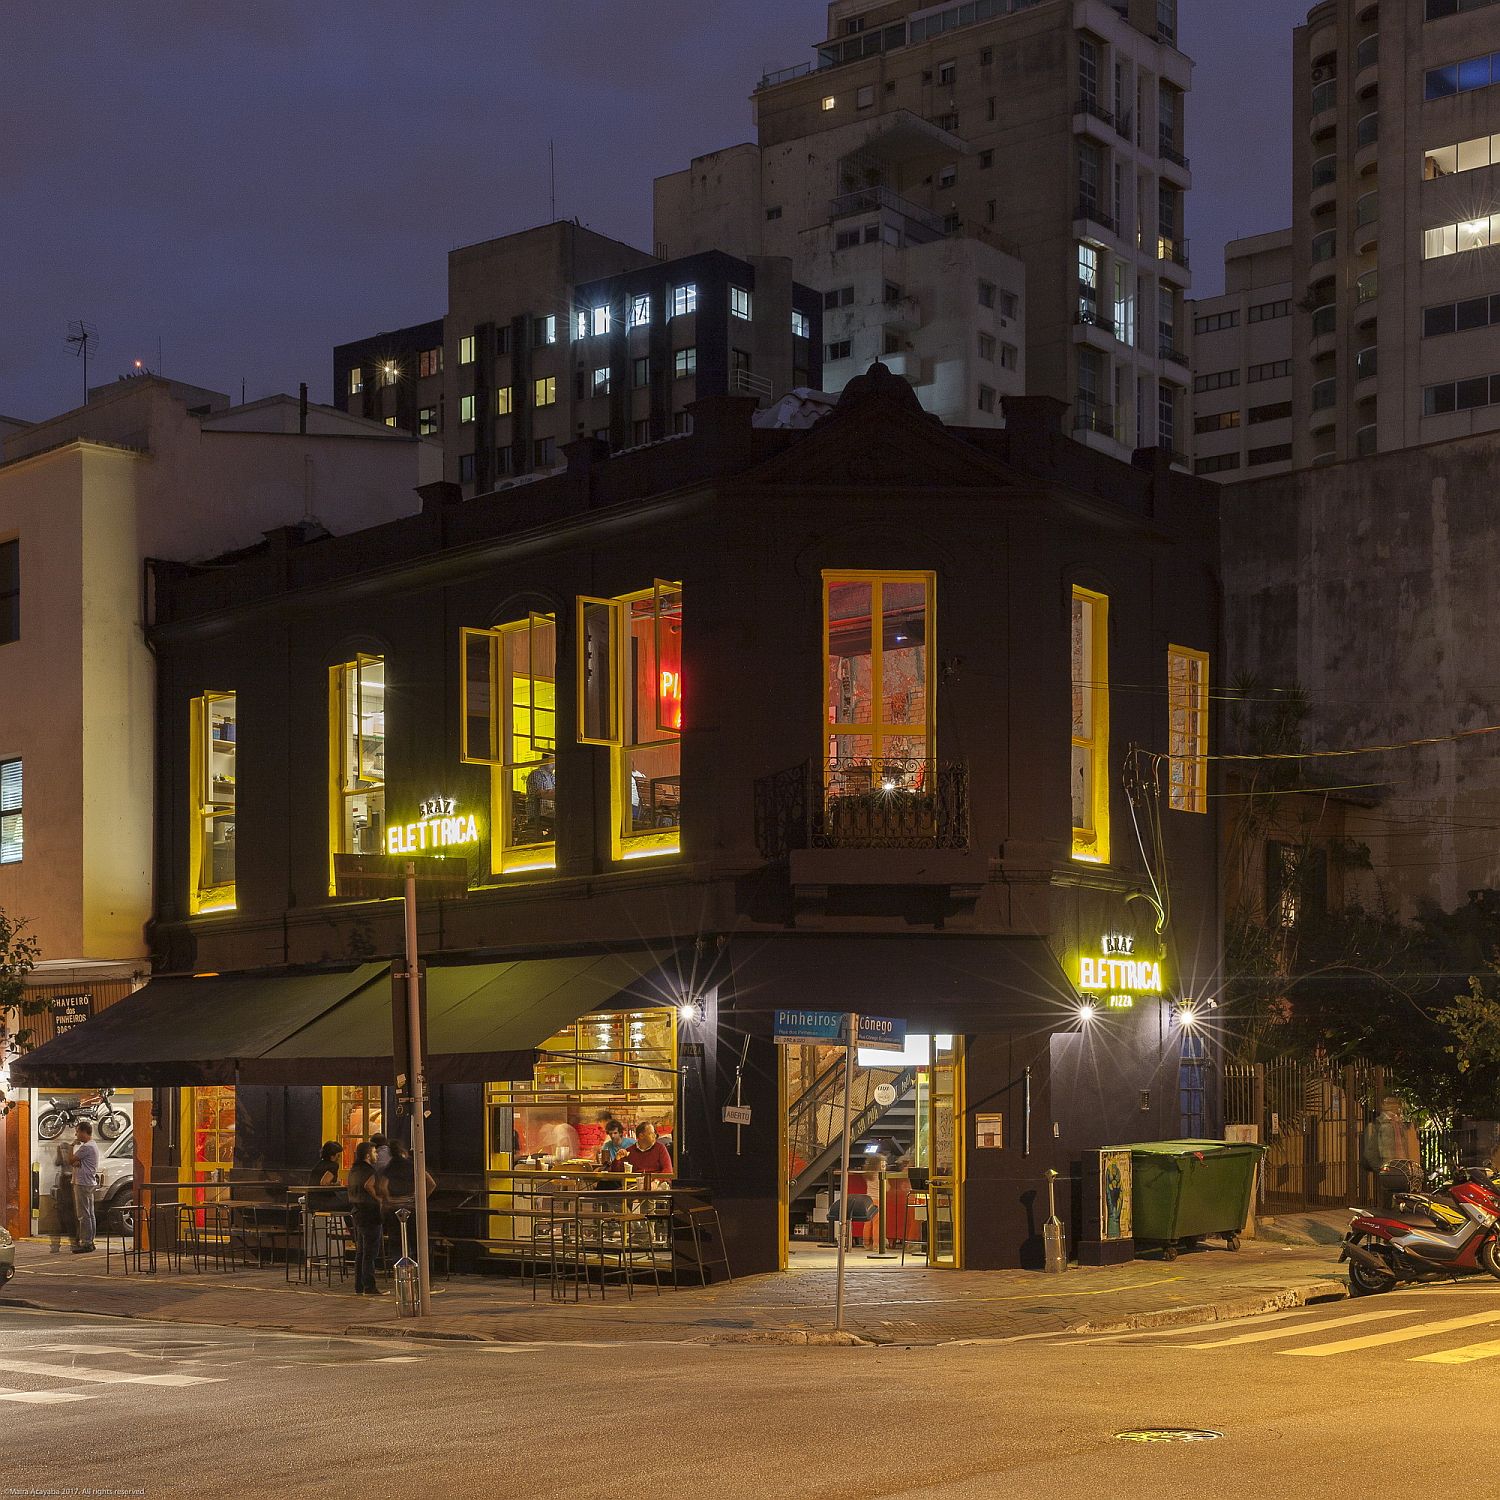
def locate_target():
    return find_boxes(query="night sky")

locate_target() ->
[2,1,1307,421]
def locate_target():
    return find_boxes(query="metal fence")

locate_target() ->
[1224,1057,1381,1210]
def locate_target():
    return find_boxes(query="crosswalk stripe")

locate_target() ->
[1411,1336,1500,1364]
[0,1387,93,1404]
[1058,1310,1309,1346]
[1283,1309,1500,1357]
[0,1357,222,1387]
[1184,1308,1412,1348]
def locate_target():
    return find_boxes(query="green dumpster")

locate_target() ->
[1128,1139,1265,1259]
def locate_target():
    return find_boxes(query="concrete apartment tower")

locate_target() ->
[1292,0,1500,464]
[1187,231,1296,479]
[656,0,1192,454]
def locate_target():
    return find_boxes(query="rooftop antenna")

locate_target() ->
[64,320,98,404]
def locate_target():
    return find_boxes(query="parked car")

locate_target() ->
[96,1128,137,1235]
[0,1224,14,1284]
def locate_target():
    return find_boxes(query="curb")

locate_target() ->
[1074,1277,1348,1335]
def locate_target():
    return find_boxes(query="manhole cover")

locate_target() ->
[1115,1429,1223,1444]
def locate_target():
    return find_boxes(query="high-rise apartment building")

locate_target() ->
[1188,231,1295,480]
[656,0,1193,459]
[1292,0,1500,464]
[334,223,821,497]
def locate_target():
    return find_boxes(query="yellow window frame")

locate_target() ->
[821,569,937,764]
[188,690,237,914]
[1071,586,1110,863]
[328,654,385,895]
[464,617,558,874]
[1167,644,1209,814]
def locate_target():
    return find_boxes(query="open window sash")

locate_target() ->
[195,692,235,813]
[576,596,621,746]
[353,653,384,787]
[460,626,502,765]
[652,579,683,737]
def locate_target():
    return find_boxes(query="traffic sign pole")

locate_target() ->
[403,861,432,1318]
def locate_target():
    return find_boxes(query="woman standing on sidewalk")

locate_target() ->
[347,1142,387,1296]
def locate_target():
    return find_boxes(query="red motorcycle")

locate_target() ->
[1342,1169,1500,1296]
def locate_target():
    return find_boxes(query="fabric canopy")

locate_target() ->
[7,964,389,1088]
[722,934,1079,1031]
[247,953,683,1086]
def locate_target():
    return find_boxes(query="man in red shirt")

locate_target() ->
[611,1121,674,1184]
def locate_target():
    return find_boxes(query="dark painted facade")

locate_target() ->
[146,368,1222,1274]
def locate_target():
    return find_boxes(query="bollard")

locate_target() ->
[393,1208,420,1318]
[1043,1168,1067,1274]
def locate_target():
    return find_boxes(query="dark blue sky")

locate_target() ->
[1,1,1307,421]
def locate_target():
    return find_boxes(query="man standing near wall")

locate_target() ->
[70,1121,98,1253]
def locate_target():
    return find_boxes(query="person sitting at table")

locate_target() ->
[597,1119,636,1166]
[608,1121,673,1184]
[308,1140,342,1188]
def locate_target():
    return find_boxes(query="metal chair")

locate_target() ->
[673,1202,732,1286]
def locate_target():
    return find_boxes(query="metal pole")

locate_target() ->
[404,861,432,1317]
[834,1012,857,1333]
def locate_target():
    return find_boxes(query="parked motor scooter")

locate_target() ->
[1341,1169,1500,1296]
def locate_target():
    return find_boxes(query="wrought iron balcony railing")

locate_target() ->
[753,757,970,858]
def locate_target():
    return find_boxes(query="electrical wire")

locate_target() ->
[1151,720,1500,764]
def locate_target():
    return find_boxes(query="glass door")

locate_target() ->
[926,1037,963,1267]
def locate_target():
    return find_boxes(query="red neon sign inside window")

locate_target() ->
[660,669,682,730]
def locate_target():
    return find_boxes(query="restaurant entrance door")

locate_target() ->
[782,1034,962,1268]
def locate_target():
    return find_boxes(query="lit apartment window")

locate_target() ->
[419,348,442,378]
[592,367,611,395]
[461,614,559,874]
[1425,133,1500,179]
[189,693,236,912]
[592,305,611,337]
[822,95,836,110]
[576,583,683,860]
[384,416,398,428]
[534,315,557,346]
[1424,215,1500,260]
[329,656,385,890]
[631,294,653,328]
[380,361,400,387]
[670,284,698,318]
[574,310,589,341]
[459,337,476,365]
[1071,587,1109,862]
[459,394,476,424]
[823,572,936,817]
[730,286,752,320]
[792,310,810,339]
[0,758,20,865]
[418,407,439,436]
[1167,647,1208,813]
[348,368,363,395]
[674,347,697,377]
[534,376,557,407]
[0,541,17,645]
[533,437,557,468]
[326,1087,383,1171]
[496,386,513,417]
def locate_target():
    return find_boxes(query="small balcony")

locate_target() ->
[829,187,946,246]
[754,757,971,858]
[1157,235,1191,284]
[1074,200,1118,243]
[1073,397,1122,443]
[1158,341,1189,374]
[1158,136,1192,187]
[1073,307,1118,349]
[1073,95,1116,143]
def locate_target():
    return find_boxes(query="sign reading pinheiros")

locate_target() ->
[773,1009,846,1045]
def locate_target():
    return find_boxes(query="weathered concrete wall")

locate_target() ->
[1223,434,1500,916]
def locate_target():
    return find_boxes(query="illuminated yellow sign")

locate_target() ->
[386,798,479,856]
[1077,935,1163,1010]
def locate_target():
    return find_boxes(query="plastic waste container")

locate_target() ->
[1129,1139,1265,1260]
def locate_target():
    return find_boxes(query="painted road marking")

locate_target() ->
[1184,1308,1413,1347]
[1411,1336,1500,1364]
[0,1357,222,1387]
[1283,1309,1500,1357]
[0,1386,93,1404]
[1057,1310,1308,1346]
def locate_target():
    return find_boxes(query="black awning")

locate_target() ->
[7,964,390,1088]
[723,933,1078,1031]
[251,952,687,1086]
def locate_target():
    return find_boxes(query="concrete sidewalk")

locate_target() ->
[1,1238,1350,1347]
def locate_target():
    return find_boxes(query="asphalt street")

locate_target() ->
[4,1284,1499,1499]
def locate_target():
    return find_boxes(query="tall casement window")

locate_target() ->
[324,1086,384,1170]
[0,758,20,864]
[329,655,386,890]
[1167,646,1208,813]
[0,540,17,644]
[189,692,237,912]
[461,613,558,874]
[576,583,682,860]
[1071,587,1109,862]
[823,572,935,801]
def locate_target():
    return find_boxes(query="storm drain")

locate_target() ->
[1114,1429,1223,1444]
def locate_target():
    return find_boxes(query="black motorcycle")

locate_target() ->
[36,1088,130,1142]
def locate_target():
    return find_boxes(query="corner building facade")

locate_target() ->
[127,371,1220,1275]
